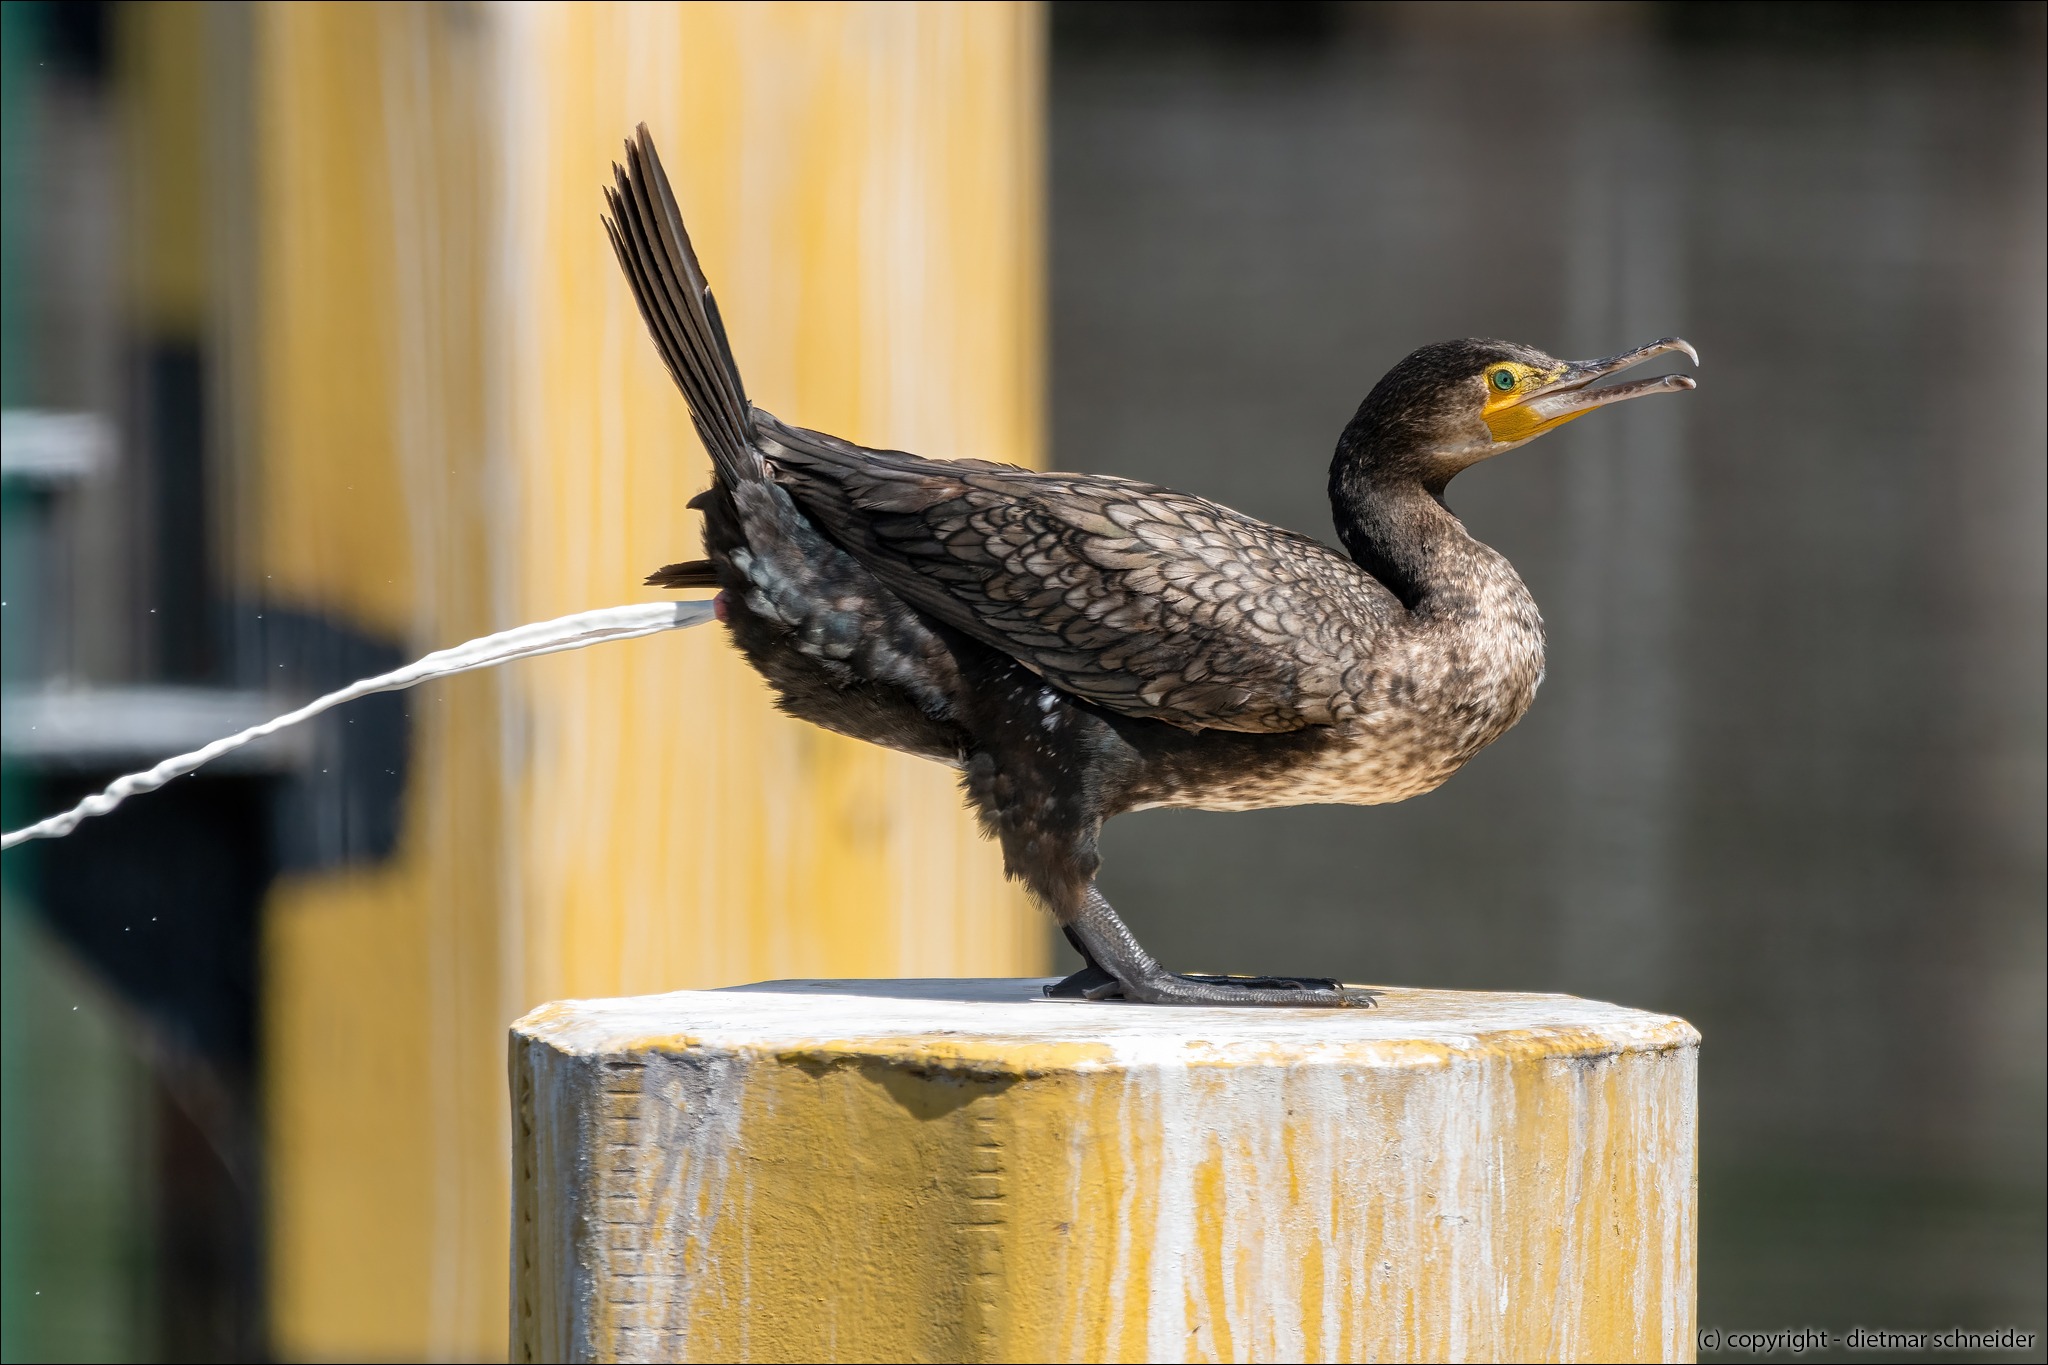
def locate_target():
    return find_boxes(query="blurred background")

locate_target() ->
[0,2,2040,1362]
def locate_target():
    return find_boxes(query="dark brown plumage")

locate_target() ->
[604,125,1697,1006]
[758,418,1399,734]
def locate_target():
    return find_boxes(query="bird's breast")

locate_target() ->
[1139,591,1546,814]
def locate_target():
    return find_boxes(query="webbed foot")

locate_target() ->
[1043,963,1124,1001]
[1045,890,1376,1008]
[1044,966,1372,1007]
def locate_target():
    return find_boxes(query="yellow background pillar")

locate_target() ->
[244,4,1045,1357]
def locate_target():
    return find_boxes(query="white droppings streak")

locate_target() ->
[636,1053,748,1362]
[1,602,711,850]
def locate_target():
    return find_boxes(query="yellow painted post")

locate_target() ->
[511,981,1700,1364]
[250,7,517,1354]
[238,4,1045,1357]
[489,0,1047,1004]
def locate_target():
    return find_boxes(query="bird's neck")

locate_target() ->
[1331,474,1522,621]
[1334,474,1546,745]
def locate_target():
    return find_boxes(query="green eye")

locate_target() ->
[1490,369,1517,392]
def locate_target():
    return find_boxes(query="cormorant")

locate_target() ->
[604,127,1696,1007]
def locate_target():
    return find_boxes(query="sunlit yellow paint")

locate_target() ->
[512,981,1701,1364]
[244,4,1045,1358]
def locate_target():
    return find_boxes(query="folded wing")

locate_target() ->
[756,413,1397,734]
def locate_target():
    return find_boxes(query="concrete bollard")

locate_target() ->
[510,979,1698,1363]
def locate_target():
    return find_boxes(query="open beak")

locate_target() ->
[1516,337,1699,425]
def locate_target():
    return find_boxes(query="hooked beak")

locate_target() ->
[1516,337,1699,425]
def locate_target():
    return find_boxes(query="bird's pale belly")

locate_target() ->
[1134,625,1544,814]
[1161,712,1474,813]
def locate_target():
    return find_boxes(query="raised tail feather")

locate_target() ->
[602,124,765,486]
[645,558,720,589]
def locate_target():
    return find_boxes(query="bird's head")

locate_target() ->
[1337,336,1698,492]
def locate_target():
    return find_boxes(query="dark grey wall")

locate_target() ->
[1050,5,2045,1353]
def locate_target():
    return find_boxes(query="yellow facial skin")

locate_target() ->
[1479,362,1586,444]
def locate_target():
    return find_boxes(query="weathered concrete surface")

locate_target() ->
[511,980,1698,1363]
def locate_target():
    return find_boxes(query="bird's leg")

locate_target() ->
[1044,886,1373,1008]
[1045,924,1127,1001]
